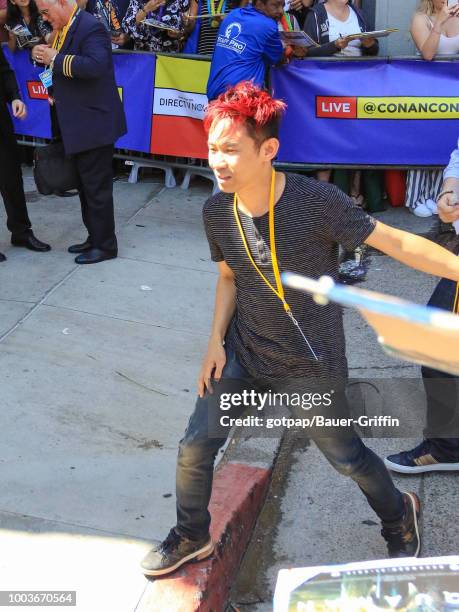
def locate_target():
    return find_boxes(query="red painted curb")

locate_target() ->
[140,462,271,612]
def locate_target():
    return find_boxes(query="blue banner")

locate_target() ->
[271,59,459,166]
[113,52,155,153]
[4,48,155,153]
[5,48,52,139]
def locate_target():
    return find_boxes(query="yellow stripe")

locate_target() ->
[454,282,459,314]
[154,55,210,93]
[67,55,74,78]
[357,97,459,120]
[63,55,70,77]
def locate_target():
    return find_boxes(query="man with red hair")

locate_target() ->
[141,83,459,577]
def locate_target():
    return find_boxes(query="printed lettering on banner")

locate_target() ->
[26,80,48,100]
[316,96,357,118]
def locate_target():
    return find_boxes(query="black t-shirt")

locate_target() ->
[203,173,376,381]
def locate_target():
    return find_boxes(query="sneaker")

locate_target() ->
[381,492,421,558]
[412,202,433,218]
[385,440,459,474]
[140,528,214,577]
[425,199,438,215]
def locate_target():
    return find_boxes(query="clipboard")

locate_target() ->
[143,18,181,32]
[279,31,320,48]
[282,273,459,375]
[185,12,226,19]
[344,28,398,41]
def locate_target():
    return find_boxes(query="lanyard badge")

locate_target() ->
[38,68,53,89]
[233,170,318,361]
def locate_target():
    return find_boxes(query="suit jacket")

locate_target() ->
[52,10,127,155]
[0,45,21,139]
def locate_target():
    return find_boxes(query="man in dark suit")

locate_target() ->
[0,47,51,263]
[33,0,127,264]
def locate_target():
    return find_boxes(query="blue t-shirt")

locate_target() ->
[206,6,283,100]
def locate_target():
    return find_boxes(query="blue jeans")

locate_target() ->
[423,278,459,460]
[176,350,404,541]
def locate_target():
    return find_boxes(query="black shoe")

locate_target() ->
[68,239,92,254]
[74,248,117,265]
[385,440,459,474]
[140,528,214,577]
[11,233,51,252]
[0,252,6,262]
[382,492,421,558]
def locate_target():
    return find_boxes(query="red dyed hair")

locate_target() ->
[204,82,286,146]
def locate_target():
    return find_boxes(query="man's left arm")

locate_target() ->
[0,47,21,102]
[263,26,284,65]
[52,24,112,80]
[365,221,459,282]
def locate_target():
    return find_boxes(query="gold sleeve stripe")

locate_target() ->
[63,55,75,78]
[67,55,75,78]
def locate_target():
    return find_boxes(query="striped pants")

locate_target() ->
[405,169,443,210]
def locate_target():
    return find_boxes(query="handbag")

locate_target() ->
[34,141,79,197]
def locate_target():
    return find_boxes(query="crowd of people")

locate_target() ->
[1,0,458,214]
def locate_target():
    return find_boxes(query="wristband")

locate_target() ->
[438,190,454,200]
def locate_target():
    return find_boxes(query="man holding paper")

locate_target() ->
[386,139,459,474]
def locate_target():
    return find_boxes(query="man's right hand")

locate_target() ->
[438,191,459,224]
[334,37,349,50]
[288,0,313,11]
[143,0,166,13]
[197,338,226,398]
[12,99,27,119]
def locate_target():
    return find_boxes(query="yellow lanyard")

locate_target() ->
[52,5,78,53]
[233,170,290,313]
[233,170,318,361]
[454,282,459,314]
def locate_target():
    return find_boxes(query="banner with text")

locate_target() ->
[5,48,156,153]
[151,55,210,158]
[271,59,459,166]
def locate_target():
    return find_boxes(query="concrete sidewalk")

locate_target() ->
[1,171,455,611]
[0,169,217,611]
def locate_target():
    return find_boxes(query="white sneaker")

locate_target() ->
[412,202,433,217]
[425,199,438,214]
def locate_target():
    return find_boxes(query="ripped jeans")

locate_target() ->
[175,349,404,541]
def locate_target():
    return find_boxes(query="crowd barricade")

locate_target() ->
[3,45,459,190]
[271,55,459,170]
